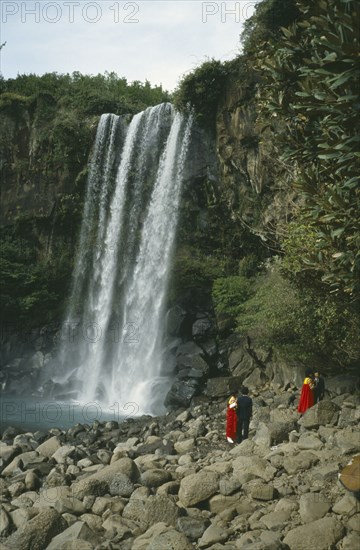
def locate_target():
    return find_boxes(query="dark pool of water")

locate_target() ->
[0,395,129,433]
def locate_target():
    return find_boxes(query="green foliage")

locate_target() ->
[241,0,300,54]
[255,0,360,298]
[0,92,32,115]
[213,276,253,318]
[0,233,72,325]
[0,72,170,116]
[173,59,230,129]
[172,246,228,295]
[236,262,360,365]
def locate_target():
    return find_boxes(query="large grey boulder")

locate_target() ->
[140,469,172,488]
[206,376,242,398]
[109,473,134,497]
[299,400,340,428]
[178,471,219,507]
[283,517,345,549]
[0,506,11,537]
[233,455,276,482]
[165,379,199,408]
[4,508,66,550]
[166,306,186,336]
[144,495,179,527]
[46,521,100,550]
[177,516,209,542]
[326,375,359,396]
[334,428,360,453]
[36,435,61,458]
[72,457,139,499]
[198,523,229,548]
[299,493,331,523]
[283,452,319,474]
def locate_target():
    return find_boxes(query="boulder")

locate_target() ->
[4,508,66,550]
[206,376,242,398]
[297,433,323,451]
[283,452,319,474]
[243,367,268,388]
[299,400,340,428]
[334,429,360,453]
[251,483,275,501]
[198,523,229,548]
[233,455,276,482]
[283,517,345,550]
[299,493,331,523]
[144,495,179,527]
[177,517,209,542]
[0,506,11,537]
[192,318,214,341]
[178,471,219,507]
[140,469,172,488]
[72,457,139,499]
[46,521,100,550]
[165,379,199,408]
[332,494,359,516]
[147,527,193,550]
[166,306,186,336]
[326,375,359,396]
[109,473,134,497]
[36,436,62,458]
[260,510,291,530]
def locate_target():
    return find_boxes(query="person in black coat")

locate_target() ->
[236,386,253,443]
[313,371,325,403]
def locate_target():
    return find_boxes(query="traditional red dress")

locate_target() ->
[226,396,237,443]
[297,377,315,413]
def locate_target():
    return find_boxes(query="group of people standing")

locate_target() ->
[226,369,326,443]
[226,386,253,444]
[297,368,325,413]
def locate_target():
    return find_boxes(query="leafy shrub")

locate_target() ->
[213,276,253,318]
[173,59,229,129]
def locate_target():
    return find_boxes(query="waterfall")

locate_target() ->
[53,104,192,415]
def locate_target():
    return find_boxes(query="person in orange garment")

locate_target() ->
[226,394,238,443]
[297,368,315,413]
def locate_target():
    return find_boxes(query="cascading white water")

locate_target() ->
[53,104,192,415]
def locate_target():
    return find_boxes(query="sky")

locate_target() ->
[0,0,258,91]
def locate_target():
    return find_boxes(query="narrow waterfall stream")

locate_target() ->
[51,104,193,415]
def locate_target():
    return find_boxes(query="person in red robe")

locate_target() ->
[297,368,315,414]
[226,395,237,443]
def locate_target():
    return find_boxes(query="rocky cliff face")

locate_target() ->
[216,70,295,245]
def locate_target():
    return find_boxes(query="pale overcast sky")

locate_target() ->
[0,1,258,91]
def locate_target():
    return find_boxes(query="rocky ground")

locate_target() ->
[0,380,359,550]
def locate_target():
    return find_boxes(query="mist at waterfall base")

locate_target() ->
[40,103,194,419]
